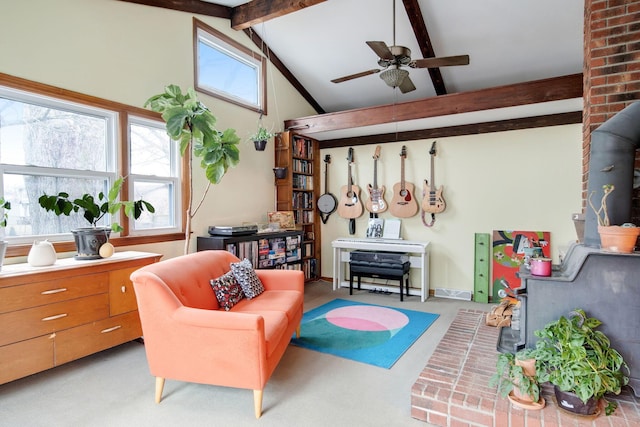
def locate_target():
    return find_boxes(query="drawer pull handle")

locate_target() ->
[42,313,68,321]
[41,288,68,295]
[101,325,122,334]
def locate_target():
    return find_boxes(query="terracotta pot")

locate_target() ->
[598,225,640,253]
[515,358,536,377]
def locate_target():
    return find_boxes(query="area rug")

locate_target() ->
[290,298,439,368]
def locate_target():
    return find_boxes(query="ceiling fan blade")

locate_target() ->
[410,55,470,69]
[331,69,380,84]
[366,41,394,60]
[398,75,416,93]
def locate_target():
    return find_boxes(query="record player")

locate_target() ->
[208,225,258,236]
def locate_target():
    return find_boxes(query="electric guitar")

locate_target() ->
[337,147,363,219]
[365,146,387,214]
[422,141,446,214]
[390,146,418,218]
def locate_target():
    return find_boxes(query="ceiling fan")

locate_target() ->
[331,0,469,93]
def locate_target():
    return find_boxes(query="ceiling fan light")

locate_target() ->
[380,68,409,88]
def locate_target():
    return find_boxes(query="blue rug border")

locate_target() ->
[290,298,439,369]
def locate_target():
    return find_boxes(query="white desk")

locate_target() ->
[331,238,430,302]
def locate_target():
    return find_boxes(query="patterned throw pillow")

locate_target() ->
[230,258,265,299]
[210,271,245,311]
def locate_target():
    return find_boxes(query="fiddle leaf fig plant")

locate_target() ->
[38,177,154,233]
[144,85,240,254]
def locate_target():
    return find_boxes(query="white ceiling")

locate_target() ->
[207,0,585,139]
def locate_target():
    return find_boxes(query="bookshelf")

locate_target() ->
[196,230,303,271]
[275,131,320,281]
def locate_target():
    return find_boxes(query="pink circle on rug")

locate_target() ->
[325,306,409,331]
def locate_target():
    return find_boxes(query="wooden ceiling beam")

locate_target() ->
[115,0,231,18]
[285,73,583,135]
[232,0,326,30]
[318,111,582,149]
[402,0,447,95]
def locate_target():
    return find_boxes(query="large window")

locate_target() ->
[194,18,267,113]
[0,80,182,247]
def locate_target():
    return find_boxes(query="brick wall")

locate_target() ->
[583,0,640,222]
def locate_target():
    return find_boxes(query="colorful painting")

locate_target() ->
[492,230,551,293]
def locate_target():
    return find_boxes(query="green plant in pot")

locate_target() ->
[534,308,629,416]
[145,85,240,254]
[489,348,544,409]
[588,184,640,253]
[249,125,274,151]
[38,177,154,260]
[0,197,11,270]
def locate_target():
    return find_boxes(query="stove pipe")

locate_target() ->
[584,101,640,247]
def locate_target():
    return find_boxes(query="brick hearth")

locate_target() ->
[411,309,640,427]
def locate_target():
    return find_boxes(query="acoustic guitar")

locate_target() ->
[365,146,388,214]
[337,147,363,219]
[390,145,418,218]
[422,141,446,214]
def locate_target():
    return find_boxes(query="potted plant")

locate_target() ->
[489,348,544,410]
[144,85,240,254]
[249,125,274,151]
[38,177,154,260]
[588,183,640,253]
[0,197,10,270]
[534,309,629,416]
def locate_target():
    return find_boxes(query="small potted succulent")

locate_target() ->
[588,184,640,253]
[534,309,629,416]
[249,125,274,151]
[38,177,154,260]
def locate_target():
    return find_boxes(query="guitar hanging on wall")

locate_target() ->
[389,145,418,218]
[317,154,338,224]
[365,145,387,215]
[421,141,446,227]
[337,147,363,234]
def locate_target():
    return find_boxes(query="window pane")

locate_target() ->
[198,39,259,105]
[4,173,108,237]
[132,181,174,230]
[0,97,108,171]
[130,122,172,176]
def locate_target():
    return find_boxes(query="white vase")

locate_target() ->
[27,240,57,267]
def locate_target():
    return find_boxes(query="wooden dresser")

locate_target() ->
[0,251,161,384]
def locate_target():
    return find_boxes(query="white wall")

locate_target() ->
[0,0,317,259]
[319,124,583,293]
[0,1,584,295]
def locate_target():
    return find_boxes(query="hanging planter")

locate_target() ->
[273,167,288,179]
[253,139,268,151]
[249,113,274,152]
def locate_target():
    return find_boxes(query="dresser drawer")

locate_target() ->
[55,311,142,365]
[109,267,139,316]
[0,272,109,314]
[0,334,55,384]
[0,293,109,346]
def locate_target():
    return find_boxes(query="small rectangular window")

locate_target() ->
[194,18,267,113]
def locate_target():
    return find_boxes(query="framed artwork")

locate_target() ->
[492,230,551,292]
[267,211,295,230]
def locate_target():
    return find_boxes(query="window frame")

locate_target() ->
[193,17,267,114]
[0,72,186,258]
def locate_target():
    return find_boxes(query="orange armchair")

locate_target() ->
[130,250,304,418]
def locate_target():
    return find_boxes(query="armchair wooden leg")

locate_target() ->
[295,325,301,338]
[155,377,165,403]
[254,389,263,418]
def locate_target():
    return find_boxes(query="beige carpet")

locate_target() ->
[0,281,492,427]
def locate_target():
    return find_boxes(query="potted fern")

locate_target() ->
[38,177,154,260]
[588,184,640,253]
[534,309,629,416]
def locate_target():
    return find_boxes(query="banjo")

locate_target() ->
[317,154,338,223]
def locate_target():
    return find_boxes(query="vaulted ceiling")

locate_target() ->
[118,0,585,145]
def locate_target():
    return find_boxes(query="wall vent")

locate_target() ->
[434,288,472,301]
